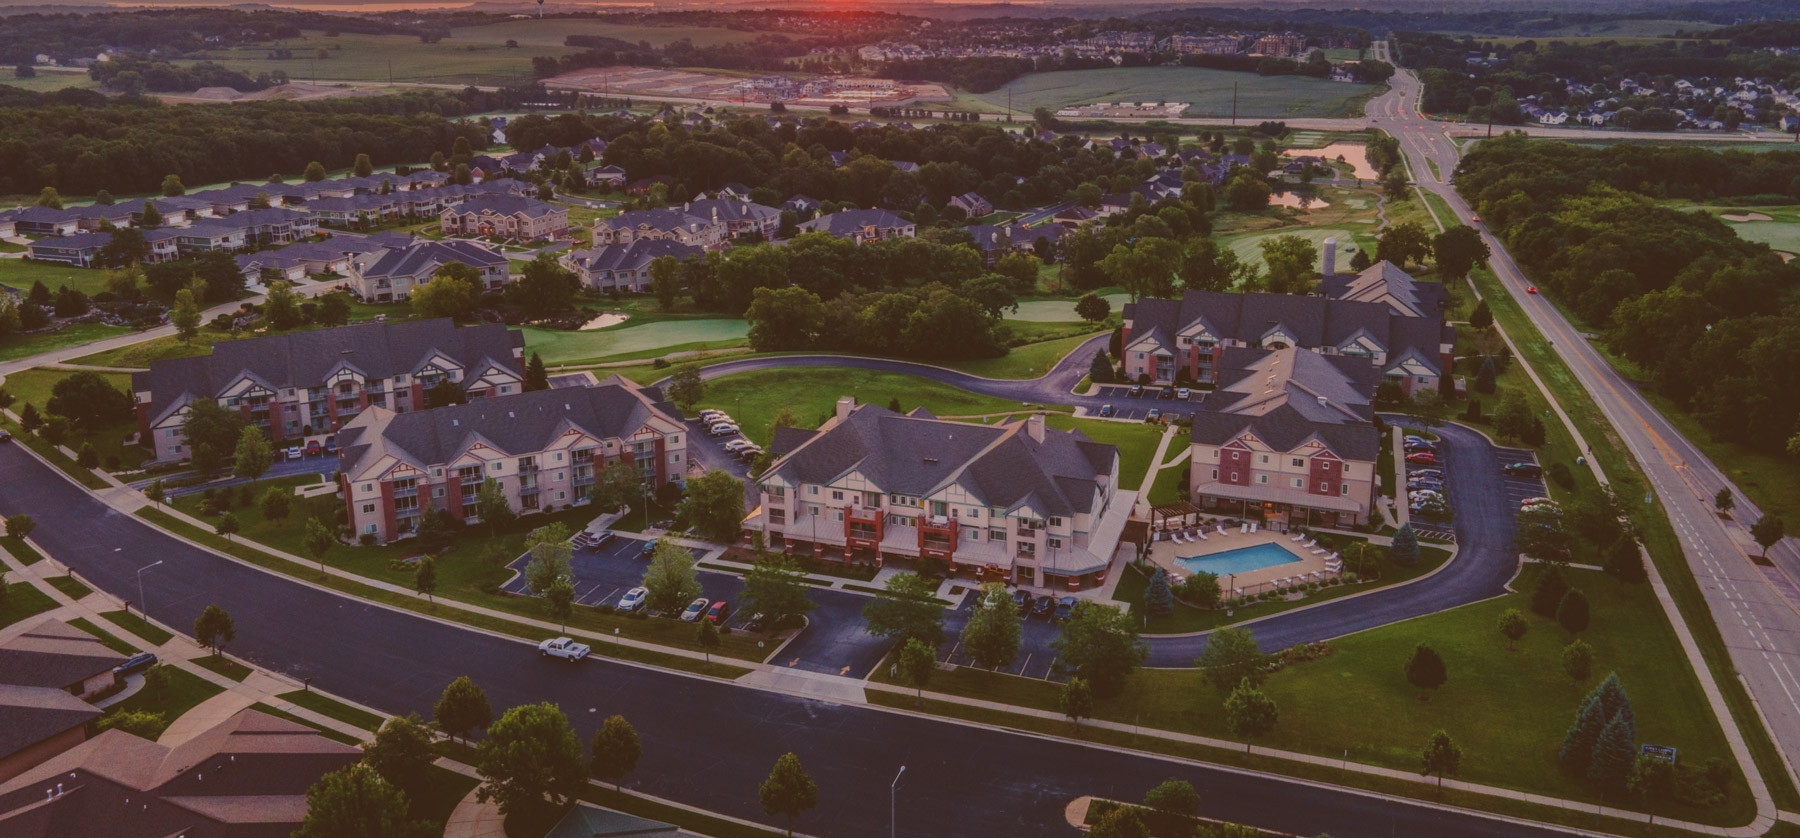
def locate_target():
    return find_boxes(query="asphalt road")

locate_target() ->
[0,444,1577,838]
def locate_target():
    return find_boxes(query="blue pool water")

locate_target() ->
[1175,542,1305,576]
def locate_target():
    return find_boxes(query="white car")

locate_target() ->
[1175,387,1191,400]
[699,410,730,424]
[617,587,648,612]
[680,597,710,622]
[1520,497,1557,508]
[723,439,754,453]
[709,423,740,437]
[285,445,304,460]
[537,637,590,662]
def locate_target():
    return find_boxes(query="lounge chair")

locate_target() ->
[1250,522,1259,533]
[1172,531,1187,544]
[1195,529,1208,541]
[1289,533,1306,542]
[1311,547,1327,555]
[1217,524,1229,536]
[1239,523,1249,534]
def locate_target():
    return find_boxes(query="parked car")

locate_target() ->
[0,430,12,443]
[114,652,158,677]
[723,439,754,453]
[706,600,731,624]
[699,409,728,422]
[617,587,648,611]
[1145,408,1162,422]
[639,539,659,559]
[708,423,740,437]
[1031,595,1056,619]
[1527,286,1538,294]
[1175,387,1191,400]
[680,597,710,622]
[1012,589,1032,615]
[1128,384,1144,397]
[1403,434,1432,444]
[1503,462,1543,477]
[1410,490,1444,502]
[1410,469,1444,479]
[1053,596,1080,622]
[1408,480,1444,492]
[1097,404,1115,417]
[1159,387,1174,400]
[305,440,322,456]
[1405,453,1438,465]
[1519,497,1556,508]
[1403,441,1436,452]
[538,637,590,661]
[286,445,303,460]
[735,445,764,461]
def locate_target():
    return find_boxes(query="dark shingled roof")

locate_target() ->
[1122,288,1446,378]
[444,194,564,220]
[132,319,523,429]
[0,685,101,761]
[0,619,125,691]
[763,404,1117,517]
[567,239,702,274]
[1189,347,1382,461]
[358,240,508,279]
[1318,260,1447,318]
[798,208,911,238]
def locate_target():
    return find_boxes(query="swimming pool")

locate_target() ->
[1175,543,1305,577]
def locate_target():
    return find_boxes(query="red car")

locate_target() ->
[305,439,323,456]
[1406,453,1438,465]
[705,600,731,625]
[1526,286,1538,294]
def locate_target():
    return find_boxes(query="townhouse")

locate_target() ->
[1120,262,1454,395]
[564,239,702,293]
[686,196,780,241]
[439,195,569,242]
[1187,347,1382,529]
[336,376,687,543]
[750,398,1130,590]
[24,232,110,268]
[797,208,916,243]
[133,318,524,462]
[346,239,510,302]
[1,206,82,237]
[594,207,728,249]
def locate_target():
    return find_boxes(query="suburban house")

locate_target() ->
[233,238,382,281]
[748,398,1131,590]
[25,233,110,268]
[564,239,702,293]
[1187,347,1382,529]
[0,619,124,702]
[587,164,628,187]
[593,208,727,250]
[335,376,687,544]
[1119,284,1454,396]
[438,195,569,242]
[949,191,993,217]
[0,708,359,838]
[797,209,916,243]
[172,218,249,253]
[1,206,82,237]
[346,239,509,302]
[783,194,821,216]
[133,318,524,461]
[964,224,1015,266]
[684,197,781,241]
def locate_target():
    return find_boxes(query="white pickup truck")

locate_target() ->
[537,637,590,662]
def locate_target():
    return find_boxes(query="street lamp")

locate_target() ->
[136,560,164,624]
[890,764,906,838]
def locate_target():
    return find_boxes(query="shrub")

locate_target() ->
[358,533,377,546]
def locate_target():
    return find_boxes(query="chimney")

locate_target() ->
[835,396,856,421]
[1027,413,1045,442]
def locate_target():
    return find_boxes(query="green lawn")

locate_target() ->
[68,617,140,655]
[1043,416,1167,488]
[66,327,240,368]
[0,581,57,629]
[100,609,174,646]
[0,321,134,363]
[176,30,561,88]
[942,67,1377,119]
[697,367,1061,447]
[2,536,45,565]
[0,72,99,94]
[44,574,92,601]
[101,665,225,740]
[0,259,112,296]
[1,367,148,470]
[278,688,384,730]
[1147,460,1187,506]
[940,330,1103,380]
[522,320,749,366]
[455,18,764,48]
[193,653,252,682]
[409,764,481,833]
[1007,295,1129,323]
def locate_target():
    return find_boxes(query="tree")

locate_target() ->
[75,443,98,469]
[1473,356,1497,395]
[36,187,62,209]
[353,153,374,178]
[1389,524,1420,568]
[1224,677,1279,747]
[1628,754,1677,825]
[745,286,827,350]
[1258,234,1317,294]
[695,618,721,662]
[1605,535,1646,584]
[475,702,587,816]
[1470,299,1493,330]
[47,370,132,429]
[1714,488,1735,517]
[17,404,40,434]
[160,173,185,197]
[259,486,291,523]
[171,287,203,343]
[523,352,550,392]
[232,426,272,481]
[434,676,492,744]
[588,714,642,791]
[1377,222,1433,268]
[5,514,35,540]
[184,398,246,473]
[667,365,704,412]
[758,752,818,836]
[643,539,703,613]
[508,253,578,318]
[1075,293,1111,322]
[262,280,303,330]
[523,522,573,595]
[963,583,1022,669]
[215,512,240,541]
[1557,588,1591,633]
[650,255,682,310]
[1061,676,1094,729]
[861,572,945,647]
[1433,225,1490,279]
[193,604,235,655]
[1531,566,1569,617]
[304,161,329,182]
[1560,692,1608,773]
[1088,349,1113,384]
[1493,390,1534,443]
[144,479,166,508]
[314,291,352,327]
[364,712,437,795]
[1223,171,1271,212]
[1497,608,1528,649]
[1419,730,1462,790]
[1196,626,1265,691]
[544,577,574,632]
[415,555,438,604]
[1752,514,1786,558]
[39,416,68,449]
[679,470,746,542]
[1588,711,1637,790]
[1143,569,1174,617]
[1051,602,1146,697]
[1088,806,1150,838]
[1404,643,1446,693]
[741,554,817,628]
[410,270,481,321]
[1143,779,1200,815]
[474,478,515,534]
[1562,638,1594,682]
[304,517,334,578]
[293,764,431,838]
[893,636,936,706]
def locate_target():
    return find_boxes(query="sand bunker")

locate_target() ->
[1721,212,1773,222]
[580,312,630,331]
[1270,192,1331,210]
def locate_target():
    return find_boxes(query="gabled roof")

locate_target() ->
[1123,289,1443,377]
[445,194,564,220]
[567,239,702,273]
[1318,260,1445,318]
[360,240,508,279]
[798,209,910,237]
[1190,347,1382,461]
[0,619,125,691]
[0,685,101,761]
[601,207,714,235]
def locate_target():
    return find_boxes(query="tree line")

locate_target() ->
[0,8,419,66]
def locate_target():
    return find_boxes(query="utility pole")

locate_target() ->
[1231,82,1238,125]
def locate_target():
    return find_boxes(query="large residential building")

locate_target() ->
[336,376,687,544]
[439,195,569,241]
[1120,265,1454,395]
[1187,347,1382,528]
[797,208,916,243]
[749,399,1131,590]
[1318,259,1448,319]
[564,239,702,293]
[133,319,524,462]
[593,207,728,249]
[346,239,509,302]
[0,708,359,838]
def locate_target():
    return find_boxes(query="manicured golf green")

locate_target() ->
[1007,294,1129,323]
[522,320,748,365]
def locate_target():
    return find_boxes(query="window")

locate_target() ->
[1291,478,1303,488]
[1229,451,1240,460]
[1259,454,1270,464]
[1050,517,1064,527]
[672,435,679,444]
[1049,537,1063,549]
[831,491,843,501]
[433,488,445,498]
[1341,484,1350,495]
[554,452,564,462]
[1319,482,1329,491]
[1136,352,1145,360]
[499,385,511,394]
[366,523,378,534]
[361,483,373,493]
[490,462,503,472]
[557,491,566,501]
[669,452,680,464]
[968,509,980,519]
[809,486,819,496]
[362,504,375,513]
[166,429,181,438]
[1257,475,1268,484]
[1291,458,1304,468]
[1210,469,1218,479]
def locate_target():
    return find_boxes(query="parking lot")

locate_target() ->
[938,593,1067,680]
[1088,383,1206,423]
[500,535,719,610]
[1492,446,1548,508]
[1401,434,1455,537]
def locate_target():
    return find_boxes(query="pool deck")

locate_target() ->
[1145,528,1341,597]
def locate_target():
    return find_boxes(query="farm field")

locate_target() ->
[521,319,749,365]
[0,71,99,94]
[451,19,765,49]
[939,67,1377,119]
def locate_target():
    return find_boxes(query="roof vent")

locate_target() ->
[451,419,459,427]
[508,411,514,418]
[1317,395,1328,406]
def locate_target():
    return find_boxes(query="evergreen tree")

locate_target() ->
[1474,355,1497,394]
[1557,588,1591,633]
[1560,693,1607,772]
[523,352,550,391]
[1404,643,1446,692]
[1470,299,1493,329]
[1531,567,1568,617]
[1089,349,1113,384]
[1389,524,1419,568]
[1144,569,1174,616]
[1595,673,1630,722]
[1605,536,1646,583]
[1588,712,1637,790]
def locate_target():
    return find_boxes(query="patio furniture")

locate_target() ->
[1239,523,1249,534]
[1195,529,1207,541]
[1217,524,1229,536]
[1249,522,1259,533]
[1289,533,1306,542]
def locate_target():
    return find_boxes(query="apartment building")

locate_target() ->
[1252,31,1309,58]
[749,399,1130,590]
[439,195,569,242]
[346,239,510,302]
[564,239,702,293]
[797,208,916,243]
[336,376,687,544]
[1120,268,1454,395]
[1188,347,1381,528]
[593,207,729,249]
[133,318,524,462]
